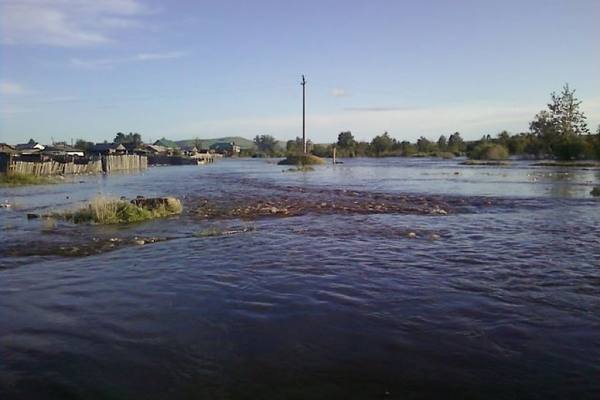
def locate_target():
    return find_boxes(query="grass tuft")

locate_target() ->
[278,154,325,166]
[61,196,182,224]
[286,166,315,172]
[0,173,56,187]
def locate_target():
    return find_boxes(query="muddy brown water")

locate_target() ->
[1,158,599,399]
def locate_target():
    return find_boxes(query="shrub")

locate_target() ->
[468,143,509,160]
[278,154,325,166]
[591,187,600,197]
[552,136,592,160]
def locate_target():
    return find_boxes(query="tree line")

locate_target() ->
[253,84,598,161]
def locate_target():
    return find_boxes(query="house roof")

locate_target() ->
[180,145,198,152]
[15,142,45,150]
[0,143,16,154]
[43,144,83,153]
[145,144,169,153]
[91,143,126,152]
[153,138,179,148]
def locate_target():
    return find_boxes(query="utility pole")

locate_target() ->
[301,75,307,154]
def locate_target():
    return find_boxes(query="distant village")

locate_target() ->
[0,135,242,176]
[0,137,241,160]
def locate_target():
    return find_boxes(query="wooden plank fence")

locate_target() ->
[0,153,147,176]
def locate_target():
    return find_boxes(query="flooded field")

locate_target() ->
[1,158,599,399]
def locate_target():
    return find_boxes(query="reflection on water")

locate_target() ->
[1,158,599,399]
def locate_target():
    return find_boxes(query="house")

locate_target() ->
[143,144,170,155]
[153,138,179,149]
[180,145,199,156]
[89,143,127,156]
[15,141,45,154]
[0,143,16,154]
[210,142,241,156]
[42,144,85,157]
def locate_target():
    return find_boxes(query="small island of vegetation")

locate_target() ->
[59,196,182,224]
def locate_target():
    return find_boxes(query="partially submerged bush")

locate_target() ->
[62,196,182,224]
[278,154,325,166]
[468,143,509,160]
[0,173,55,187]
[591,187,600,197]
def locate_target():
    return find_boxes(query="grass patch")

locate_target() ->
[532,161,600,168]
[0,173,56,187]
[591,187,600,197]
[286,166,315,172]
[461,160,511,166]
[60,196,182,224]
[278,154,325,166]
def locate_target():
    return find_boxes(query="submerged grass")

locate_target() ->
[461,160,511,166]
[278,154,325,166]
[61,196,182,224]
[532,161,600,168]
[0,173,56,187]
[286,166,315,172]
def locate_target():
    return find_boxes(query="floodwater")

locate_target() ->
[1,158,599,399]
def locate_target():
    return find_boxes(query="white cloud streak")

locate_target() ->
[330,88,351,98]
[70,51,187,69]
[134,51,186,61]
[0,81,27,95]
[0,0,148,47]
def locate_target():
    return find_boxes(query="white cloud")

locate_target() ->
[0,0,148,47]
[134,51,186,61]
[70,51,186,69]
[331,88,350,98]
[0,81,27,95]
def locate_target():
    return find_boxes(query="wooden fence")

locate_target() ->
[102,155,148,173]
[0,153,147,176]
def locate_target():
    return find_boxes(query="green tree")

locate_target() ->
[286,137,312,154]
[114,132,143,147]
[399,140,415,156]
[530,84,590,159]
[497,131,510,147]
[447,132,465,154]
[337,131,357,157]
[437,135,447,151]
[370,132,394,156]
[253,134,279,156]
[74,139,94,151]
[416,136,433,153]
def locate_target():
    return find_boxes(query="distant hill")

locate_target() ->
[174,136,256,150]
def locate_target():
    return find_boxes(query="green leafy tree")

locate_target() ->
[370,132,394,156]
[437,135,447,151]
[497,131,510,147]
[530,84,590,159]
[416,136,433,153]
[253,134,279,156]
[114,132,143,147]
[74,139,94,151]
[399,140,416,156]
[447,132,465,154]
[336,131,357,157]
[286,137,312,154]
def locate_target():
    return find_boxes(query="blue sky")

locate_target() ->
[1,0,599,145]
